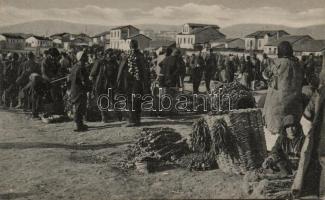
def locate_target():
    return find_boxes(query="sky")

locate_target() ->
[0,0,325,27]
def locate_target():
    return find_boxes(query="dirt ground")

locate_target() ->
[0,109,250,200]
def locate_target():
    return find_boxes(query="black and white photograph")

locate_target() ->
[0,0,324,199]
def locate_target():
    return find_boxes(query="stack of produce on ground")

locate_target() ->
[210,81,256,112]
[242,170,293,199]
[189,108,267,174]
[121,127,189,173]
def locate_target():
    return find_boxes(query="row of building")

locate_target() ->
[0,23,324,57]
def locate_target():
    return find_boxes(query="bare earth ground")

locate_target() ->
[0,109,249,200]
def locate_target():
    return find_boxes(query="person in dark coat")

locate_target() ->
[16,52,41,109]
[204,49,217,92]
[3,53,20,107]
[41,48,64,115]
[191,52,205,94]
[69,51,90,132]
[116,40,150,127]
[90,48,119,123]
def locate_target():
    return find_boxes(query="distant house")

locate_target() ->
[156,30,177,41]
[176,23,225,49]
[92,31,110,46]
[50,33,70,48]
[244,30,289,51]
[25,35,53,48]
[0,33,25,50]
[109,25,151,50]
[117,34,152,51]
[264,35,313,56]
[293,39,325,56]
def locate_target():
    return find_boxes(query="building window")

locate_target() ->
[258,40,261,48]
[269,48,271,53]
[250,40,253,49]
[183,38,186,44]
[274,48,277,54]
[188,38,190,44]
[191,38,193,44]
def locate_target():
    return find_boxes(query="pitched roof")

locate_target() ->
[92,31,110,38]
[29,35,51,41]
[293,40,325,52]
[265,35,313,46]
[186,23,220,29]
[1,33,24,39]
[50,32,70,37]
[111,25,139,31]
[212,38,241,43]
[128,34,152,40]
[245,30,289,38]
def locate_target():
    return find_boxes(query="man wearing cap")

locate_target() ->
[90,48,119,123]
[191,51,205,94]
[69,51,90,132]
[117,40,149,127]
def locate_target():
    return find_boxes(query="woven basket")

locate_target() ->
[205,108,267,174]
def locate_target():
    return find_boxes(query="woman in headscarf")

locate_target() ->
[263,41,304,135]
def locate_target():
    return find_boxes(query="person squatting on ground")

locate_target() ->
[262,115,305,176]
[69,51,91,132]
[116,40,150,127]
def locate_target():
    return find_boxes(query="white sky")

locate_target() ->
[0,0,324,27]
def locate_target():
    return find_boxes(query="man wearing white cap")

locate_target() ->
[69,51,90,132]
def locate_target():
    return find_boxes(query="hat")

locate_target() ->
[283,115,296,128]
[76,51,85,61]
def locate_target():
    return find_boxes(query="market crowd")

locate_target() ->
[0,39,324,198]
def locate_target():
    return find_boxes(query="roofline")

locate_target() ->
[111,25,140,31]
[128,34,152,40]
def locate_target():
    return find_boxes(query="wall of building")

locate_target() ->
[176,34,195,49]
[0,36,25,50]
[245,38,257,50]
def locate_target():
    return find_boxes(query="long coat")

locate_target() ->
[90,58,118,96]
[263,57,304,134]
[116,50,149,95]
[69,62,90,103]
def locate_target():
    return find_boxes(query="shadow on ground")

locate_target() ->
[0,141,132,150]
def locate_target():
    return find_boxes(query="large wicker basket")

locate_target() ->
[205,108,267,174]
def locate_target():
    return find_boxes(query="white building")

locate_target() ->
[25,35,53,48]
[176,23,225,49]
[109,25,151,50]
[244,30,289,51]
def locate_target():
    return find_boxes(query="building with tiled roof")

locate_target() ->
[0,33,25,50]
[263,35,313,55]
[176,23,225,49]
[244,30,289,51]
[25,35,53,48]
